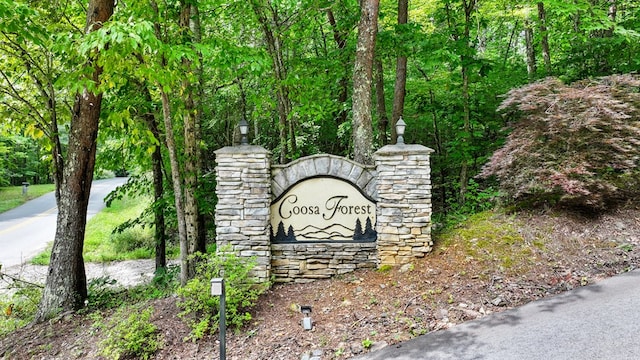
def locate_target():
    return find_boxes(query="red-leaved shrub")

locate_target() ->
[480,75,640,211]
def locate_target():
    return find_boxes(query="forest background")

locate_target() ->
[1,0,639,319]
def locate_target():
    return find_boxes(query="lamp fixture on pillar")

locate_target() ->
[396,117,406,145]
[239,118,249,145]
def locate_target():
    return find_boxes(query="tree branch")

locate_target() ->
[0,272,44,289]
[0,69,46,125]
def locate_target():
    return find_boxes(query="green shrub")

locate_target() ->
[111,226,154,253]
[83,268,178,313]
[0,283,41,336]
[177,250,268,340]
[98,305,163,360]
[94,169,115,180]
[433,179,500,232]
[127,265,180,301]
[86,276,122,310]
[481,75,640,211]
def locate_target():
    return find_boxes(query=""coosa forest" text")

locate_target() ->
[278,194,373,221]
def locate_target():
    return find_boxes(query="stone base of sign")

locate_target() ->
[214,144,434,284]
[271,243,377,283]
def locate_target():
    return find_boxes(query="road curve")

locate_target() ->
[0,177,128,268]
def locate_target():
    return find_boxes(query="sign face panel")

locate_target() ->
[270,177,377,243]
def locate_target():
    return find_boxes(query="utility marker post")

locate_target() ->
[211,277,226,360]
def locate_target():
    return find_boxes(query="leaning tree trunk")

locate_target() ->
[35,0,115,322]
[159,87,190,286]
[390,0,408,144]
[251,0,293,163]
[374,58,389,145]
[352,0,380,165]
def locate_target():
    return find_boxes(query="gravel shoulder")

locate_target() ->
[1,259,160,296]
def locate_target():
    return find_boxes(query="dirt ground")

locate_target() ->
[1,204,639,360]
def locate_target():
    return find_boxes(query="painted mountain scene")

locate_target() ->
[270,177,377,243]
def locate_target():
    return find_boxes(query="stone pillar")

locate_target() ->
[374,144,434,266]
[214,145,272,283]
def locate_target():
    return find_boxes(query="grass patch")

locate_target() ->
[435,210,542,275]
[84,195,154,262]
[31,194,173,265]
[30,249,51,265]
[0,184,56,213]
[0,284,41,337]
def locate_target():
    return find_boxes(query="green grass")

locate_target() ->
[436,210,542,275]
[0,184,56,213]
[0,285,41,337]
[83,195,154,262]
[31,195,169,265]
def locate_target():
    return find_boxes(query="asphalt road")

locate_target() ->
[355,268,640,360]
[0,177,128,268]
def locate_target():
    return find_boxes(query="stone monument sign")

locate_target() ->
[214,143,434,284]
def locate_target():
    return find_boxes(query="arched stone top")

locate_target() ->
[271,154,377,200]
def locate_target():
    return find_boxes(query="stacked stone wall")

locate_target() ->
[374,144,434,266]
[214,146,272,283]
[271,243,376,283]
[214,144,434,283]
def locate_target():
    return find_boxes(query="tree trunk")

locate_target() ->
[525,19,537,81]
[458,0,475,203]
[191,3,207,254]
[604,0,616,37]
[146,0,169,271]
[159,87,189,286]
[30,61,64,203]
[142,108,167,271]
[459,62,471,202]
[352,0,380,165]
[537,2,551,75]
[430,89,447,212]
[51,107,64,204]
[573,7,581,33]
[327,9,349,129]
[180,2,201,279]
[35,0,115,322]
[416,64,447,212]
[152,130,167,271]
[390,0,408,144]
[11,35,64,202]
[251,0,292,163]
[374,58,389,145]
[152,0,189,284]
[503,20,519,67]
